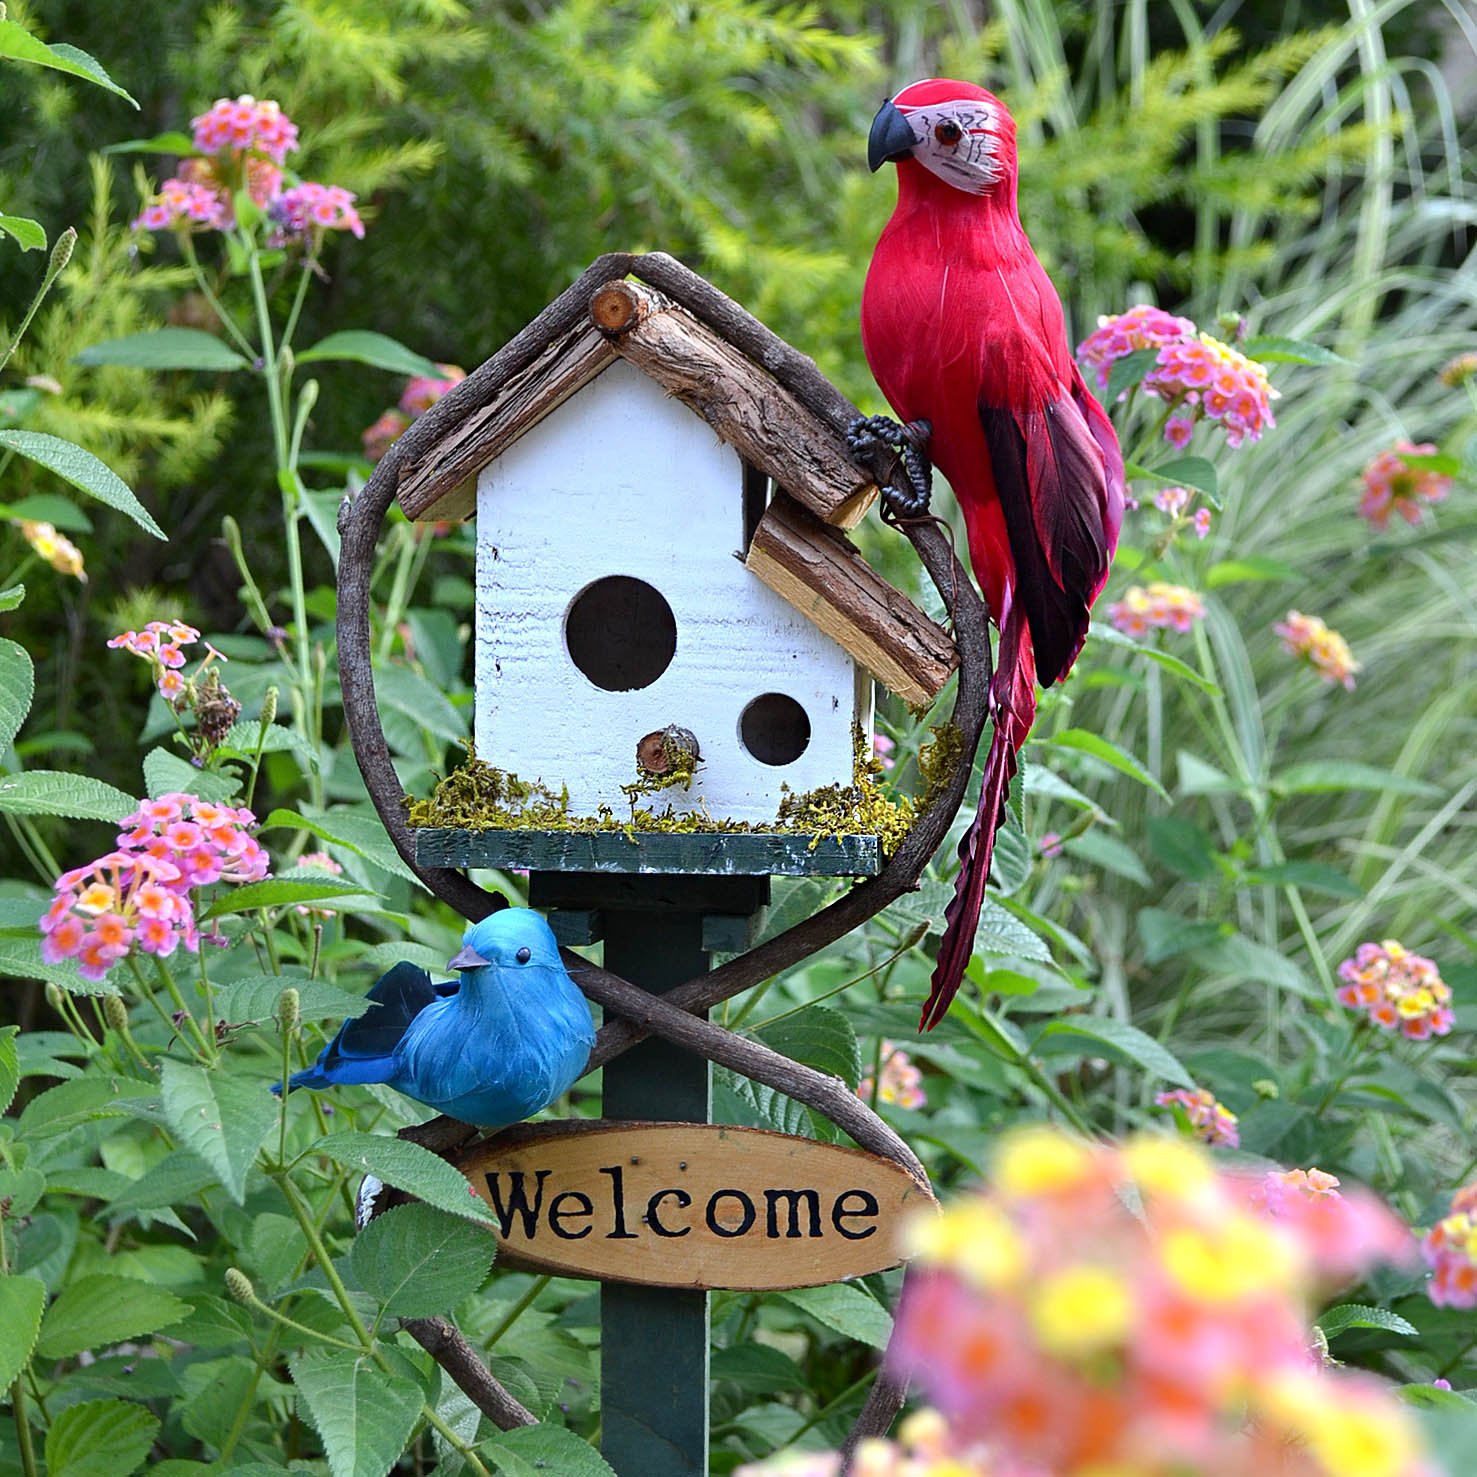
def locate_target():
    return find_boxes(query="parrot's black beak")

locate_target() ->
[868,99,916,171]
[448,944,491,971]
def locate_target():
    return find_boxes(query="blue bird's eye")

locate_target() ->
[516,947,531,964]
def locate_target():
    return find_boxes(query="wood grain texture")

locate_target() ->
[746,494,957,706]
[397,318,617,523]
[592,279,877,529]
[459,1121,934,1290]
[413,828,882,877]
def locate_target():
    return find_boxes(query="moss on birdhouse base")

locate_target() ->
[403,729,919,857]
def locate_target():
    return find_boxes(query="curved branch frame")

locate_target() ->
[334,251,993,1456]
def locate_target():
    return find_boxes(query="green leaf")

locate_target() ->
[1205,555,1301,588]
[3,491,93,531]
[1061,830,1151,886]
[1147,815,1218,881]
[989,819,1032,895]
[484,1425,618,1477]
[1243,860,1363,898]
[159,1059,279,1204]
[780,1283,892,1350]
[218,722,320,769]
[1138,907,1224,964]
[0,1024,16,1116]
[1033,1016,1193,1088]
[101,130,196,156]
[1192,932,1319,1001]
[1272,760,1440,798]
[1042,728,1169,799]
[755,1005,860,1089]
[0,770,135,821]
[374,661,468,745]
[1317,1303,1418,1339]
[308,1132,493,1223]
[1242,334,1349,367]
[1089,623,1221,694]
[0,1275,46,1387]
[0,1167,45,1217]
[350,1203,495,1318]
[198,875,378,920]
[141,746,240,803]
[1105,347,1159,403]
[35,1273,189,1359]
[0,213,45,251]
[215,972,369,1025]
[0,21,138,103]
[289,1351,423,1477]
[0,637,35,754]
[296,330,442,379]
[1135,455,1219,508]
[44,1398,160,1477]
[17,1075,156,1138]
[710,1342,808,1394]
[264,806,419,885]
[75,327,248,373]
[0,431,164,538]
[1176,750,1243,796]
[975,899,1052,961]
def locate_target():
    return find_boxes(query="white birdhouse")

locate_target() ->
[395,270,955,833]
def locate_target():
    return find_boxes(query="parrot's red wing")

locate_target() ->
[978,388,1115,686]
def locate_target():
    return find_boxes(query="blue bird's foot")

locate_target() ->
[846,414,933,516]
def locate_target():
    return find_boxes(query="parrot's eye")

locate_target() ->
[934,120,963,146]
[515,946,531,964]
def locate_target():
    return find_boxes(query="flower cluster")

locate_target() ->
[1078,305,1278,449]
[1420,1180,1477,1308]
[860,1041,926,1111]
[1151,485,1213,539]
[868,1129,1423,1477]
[117,793,270,888]
[361,363,466,463]
[109,619,207,700]
[1439,352,1477,388]
[1336,939,1453,1040]
[1274,610,1360,690]
[1254,1167,1415,1283]
[15,519,86,581]
[1358,441,1453,528]
[739,1410,991,1477]
[1107,581,1205,636]
[41,851,199,980]
[133,96,362,246]
[1155,1086,1240,1148]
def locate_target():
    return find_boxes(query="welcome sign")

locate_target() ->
[456,1120,934,1290]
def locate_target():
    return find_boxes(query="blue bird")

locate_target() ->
[278,908,594,1128]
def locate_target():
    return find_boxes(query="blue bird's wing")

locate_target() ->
[278,961,453,1093]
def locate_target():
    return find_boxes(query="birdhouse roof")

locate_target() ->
[393,252,957,705]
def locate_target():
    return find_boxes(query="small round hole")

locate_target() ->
[739,693,811,766]
[565,575,677,692]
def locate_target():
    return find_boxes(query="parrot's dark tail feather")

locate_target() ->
[921,609,1037,1031]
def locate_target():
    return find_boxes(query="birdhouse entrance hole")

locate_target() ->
[564,574,678,691]
[738,692,811,766]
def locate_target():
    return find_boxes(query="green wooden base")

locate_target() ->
[413,828,882,877]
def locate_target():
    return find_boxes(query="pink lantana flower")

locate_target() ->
[1336,939,1453,1039]
[1077,304,1198,393]
[1107,582,1204,636]
[400,364,466,416]
[860,1041,925,1111]
[1421,1181,1477,1308]
[1155,1086,1239,1148]
[1145,333,1279,448]
[132,176,233,234]
[191,95,299,164]
[1359,441,1453,528]
[270,182,365,242]
[1274,610,1360,690]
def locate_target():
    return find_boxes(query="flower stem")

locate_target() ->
[485,1274,550,1350]
[9,1379,37,1477]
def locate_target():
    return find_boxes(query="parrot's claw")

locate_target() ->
[846,415,934,517]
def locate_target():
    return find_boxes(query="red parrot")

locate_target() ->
[857,79,1126,1030]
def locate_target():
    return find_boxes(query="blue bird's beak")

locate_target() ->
[448,944,491,971]
[868,98,916,171]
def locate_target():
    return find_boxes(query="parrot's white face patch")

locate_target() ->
[896,97,1003,195]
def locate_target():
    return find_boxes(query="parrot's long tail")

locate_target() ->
[922,607,1037,1031]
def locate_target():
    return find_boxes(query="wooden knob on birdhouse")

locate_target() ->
[636,725,701,778]
[590,279,653,337]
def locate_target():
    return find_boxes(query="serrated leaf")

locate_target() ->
[0,637,35,754]
[141,746,240,802]
[1317,1303,1418,1339]
[199,875,377,920]
[1191,932,1319,1000]
[0,213,45,251]
[108,1149,223,1216]
[0,1275,46,1386]
[75,327,248,372]
[215,972,369,1024]
[44,1397,160,1477]
[0,770,135,821]
[308,1132,493,1223]
[1033,1016,1193,1087]
[1042,728,1169,799]
[217,722,320,769]
[780,1282,892,1349]
[0,431,163,538]
[975,899,1051,961]
[484,1425,617,1477]
[1242,334,1349,366]
[0,21,137,102]
[710,1342,808,1394]
[160,1059,278,1204]
[289,1351,423,1477]
[264,806,418,885]
[1105,347,1159,403]
[350,1203,494,1318]
[1136,455,1219,508]
[989,819,1031,894]
[1272,760,1439,798]
[35,1273,189,1358]
[755,1005,860,1089]
[17,1075,155,1138]
[374,661,467,745]
[1204,555,1301,588]
[296,330,442,379]
[0,936,113,993]
[0,1024,17,1115]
